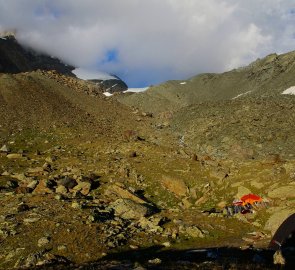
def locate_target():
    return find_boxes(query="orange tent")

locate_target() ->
[240,194,262,205]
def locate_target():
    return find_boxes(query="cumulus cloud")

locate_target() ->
[1,0,295,86]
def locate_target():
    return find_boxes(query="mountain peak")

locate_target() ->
[0,29,17,38]
[0,34,128,92]
[0,34,75,76]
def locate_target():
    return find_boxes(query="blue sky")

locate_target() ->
[1,0,295,87]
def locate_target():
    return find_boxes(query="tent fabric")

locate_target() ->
[232,199,243,205]
[240,194,262,205]
[269,213,295,250]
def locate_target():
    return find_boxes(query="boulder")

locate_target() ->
[6,153,22,159]
[15,186,32,194]
[0,177,18,190]
[138,217,163,233]
[57,177,78,189]
[72,181,92,196]
[111,199,152,220]
[26,167,46,177]
[180,225,205,238]
[37,237,50,247]
[26,180,39,190]
[11,173,29,182]
[0,144,9,153]
[217,201,227,208]
[181,197,192,209]
[55,185,68,195]
[105,184,147,204]
[42,162,52,172]
[210,167,230,181]
[161,176,188,197]
[32,180,53,194]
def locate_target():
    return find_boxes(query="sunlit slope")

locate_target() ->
[118,51,295,113]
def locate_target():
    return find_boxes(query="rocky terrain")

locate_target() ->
[89,77,128,94]
[169,96,295,159]
[1,39,295,269]
[117,51,295,113]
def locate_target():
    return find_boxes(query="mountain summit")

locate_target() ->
[0,34,75,76]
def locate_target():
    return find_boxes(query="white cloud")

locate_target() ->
[1,0,295,86]
[225,24,272,69]
[72,68,117,80]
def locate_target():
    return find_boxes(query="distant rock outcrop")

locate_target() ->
[89,77,128,93]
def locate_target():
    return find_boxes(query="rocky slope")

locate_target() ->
[117,51,295,113]
[1,116,294,268]
[168,96,295,159]
[0,71,138,136]
[116,50,295,159]
[1,47,295,268]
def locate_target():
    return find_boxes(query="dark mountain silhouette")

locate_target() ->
[0,34,128,92]
[0,35,75,76]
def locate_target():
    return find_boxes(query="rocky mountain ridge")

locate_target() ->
[117,50,295,113]
[89,78,128,94]
[0,35,75,76]
[116,50,295,160]
[0,70,139,136]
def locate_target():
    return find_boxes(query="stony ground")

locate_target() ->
[1,71,295,269]
[1,126,294,269]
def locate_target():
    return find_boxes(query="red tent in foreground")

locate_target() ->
[240,194,263,205]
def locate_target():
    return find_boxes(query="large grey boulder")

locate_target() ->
[110,199,153,220]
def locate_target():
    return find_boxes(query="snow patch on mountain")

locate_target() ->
[103,92,113,97]
[124,87,149,93]
[232,91,252,100]
[282,86,295,95]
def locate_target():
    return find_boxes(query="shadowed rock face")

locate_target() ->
[0,35,75,76]
[89,78,128,93]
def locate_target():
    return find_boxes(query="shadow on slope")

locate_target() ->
[0,71,140,138]
[34,245,295,269]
